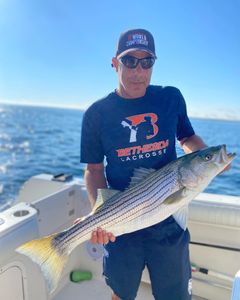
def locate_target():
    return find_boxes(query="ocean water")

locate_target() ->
[0,104,239,211]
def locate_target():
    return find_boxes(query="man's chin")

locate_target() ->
[119,85,147,99]
[128,85,147,98]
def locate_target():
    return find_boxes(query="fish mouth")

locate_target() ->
[227,152,236,159]
[221,144,236,163]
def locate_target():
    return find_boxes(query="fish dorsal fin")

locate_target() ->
[92,188,120,213]
[173,205,189,230]
[128,167,156,188]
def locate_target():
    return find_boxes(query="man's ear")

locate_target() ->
[111,57,119,71]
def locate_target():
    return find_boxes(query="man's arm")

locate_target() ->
[84,163,116,244]
[179,134,207,153]
[84,163,107,208]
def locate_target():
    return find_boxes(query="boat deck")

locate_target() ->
[53,278,205,300]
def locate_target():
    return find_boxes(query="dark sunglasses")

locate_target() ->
[119,55,155,69]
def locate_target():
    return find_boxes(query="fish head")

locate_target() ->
[179,145,236,191]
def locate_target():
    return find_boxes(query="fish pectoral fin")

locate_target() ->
[173,205,189,230]
[163,188,187,205]
[93,188,120,213]
[163,188,188,230]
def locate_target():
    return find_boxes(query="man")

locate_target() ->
[80,29,207,300]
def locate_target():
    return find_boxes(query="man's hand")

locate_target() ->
[91,228,116,244]
[81,163,115,244]
[74,219,116,244]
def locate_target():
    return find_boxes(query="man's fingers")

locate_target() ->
[108,232,116,242]
[97,228,104,244]
[75,222,116,244]
[102,230,109,244]
[91,228,105,244]
[91,230,98,243]
[90,228,116,244]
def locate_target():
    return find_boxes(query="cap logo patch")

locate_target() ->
[126,33,148,47]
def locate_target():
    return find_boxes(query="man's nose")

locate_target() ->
[134,62,144,72]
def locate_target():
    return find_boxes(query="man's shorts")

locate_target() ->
[103,216,192,300]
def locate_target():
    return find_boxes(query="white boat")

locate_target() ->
[0,174,240,300]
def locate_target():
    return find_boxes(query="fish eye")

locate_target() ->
[204,154,213,161]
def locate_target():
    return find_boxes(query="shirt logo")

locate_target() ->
[116,113,169,162]
[121,113,158,143]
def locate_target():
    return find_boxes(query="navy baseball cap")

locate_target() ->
[116,29,156,58]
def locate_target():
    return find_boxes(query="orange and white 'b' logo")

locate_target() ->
[121,113,158,143]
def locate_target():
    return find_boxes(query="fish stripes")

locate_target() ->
[54,168,180,248]
[17,145,236,293]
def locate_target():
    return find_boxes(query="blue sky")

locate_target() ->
[0,0,239,120]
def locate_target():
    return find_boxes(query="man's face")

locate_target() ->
[112,50,154,99]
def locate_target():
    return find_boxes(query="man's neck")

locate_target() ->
[116,87,147,99]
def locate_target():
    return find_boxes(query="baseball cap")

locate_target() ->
[116,28,156,58]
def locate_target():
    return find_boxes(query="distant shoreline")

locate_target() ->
[0,101,85,112]
[0,101,240,122]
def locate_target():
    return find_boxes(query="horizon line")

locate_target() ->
[0,100,87,111]
[0,100,240,122]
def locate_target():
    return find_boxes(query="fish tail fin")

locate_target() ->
[16,234,68,293]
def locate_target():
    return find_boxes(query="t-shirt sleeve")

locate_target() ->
[80,105,104,163]
[176,90,195,141]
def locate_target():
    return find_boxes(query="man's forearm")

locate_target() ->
[180,134,207,154]
[81,166,115,244]
[84,169,107,208]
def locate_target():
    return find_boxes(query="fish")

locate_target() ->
[16,145,236,293]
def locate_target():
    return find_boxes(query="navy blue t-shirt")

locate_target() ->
[80,85,195,190]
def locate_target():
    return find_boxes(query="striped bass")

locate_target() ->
[16,145,236,293]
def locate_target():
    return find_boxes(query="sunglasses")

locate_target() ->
[119,55,155,69]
